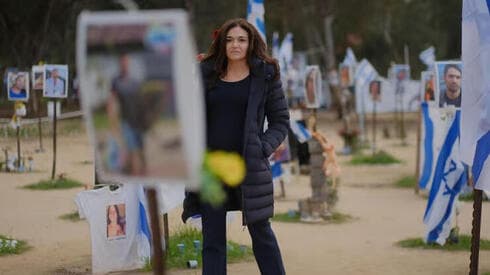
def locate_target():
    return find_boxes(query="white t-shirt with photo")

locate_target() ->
[75,184,151,274]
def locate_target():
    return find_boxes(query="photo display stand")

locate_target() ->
[77,10,205,274]
[7,71,30,171]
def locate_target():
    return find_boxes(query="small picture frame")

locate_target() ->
[43,64,69,98]
[304,65,322,109]
[434,61,462,108]
[7,71,29,102]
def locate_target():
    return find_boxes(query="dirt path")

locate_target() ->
[0,115,488,275]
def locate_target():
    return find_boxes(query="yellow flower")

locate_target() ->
[206,151,246,187]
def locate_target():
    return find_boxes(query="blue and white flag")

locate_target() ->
[289,120,311,143]
[272,32,280,59]
[271,161,283,180]
[461,0,490,192]
[423,111,467,245]
[137,185,152,259]
[419,46,436,69]
[342,47,357,67]
[354,59,378,88]
[419,103,458,190]
[247,0,266,44]
[279,32,293,68]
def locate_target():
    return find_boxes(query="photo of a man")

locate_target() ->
[43,65,68,98]
[437,63,462,108]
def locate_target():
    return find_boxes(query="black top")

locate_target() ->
[206,75,251,153]
[205,75,250,211]
[439,89,461,108]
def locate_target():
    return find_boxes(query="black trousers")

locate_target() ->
[201,203,285,275]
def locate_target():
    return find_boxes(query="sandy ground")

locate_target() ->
[0,114,489,275]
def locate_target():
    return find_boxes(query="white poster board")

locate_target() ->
[304,65,322,109]
[43,64,69,98]
[77,10,205,188]
[7,71,29,102]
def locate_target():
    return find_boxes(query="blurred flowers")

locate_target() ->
[199,151,246,207]
[206,151,245,187]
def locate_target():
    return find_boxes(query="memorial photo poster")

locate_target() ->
[434,61,462,108]
[7,71,29,102]
[77,10,205,188]
[304,65,322,109]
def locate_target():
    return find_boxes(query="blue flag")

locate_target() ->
[461,0,490,192]
[423,111,467,245]
[247,0,266,44]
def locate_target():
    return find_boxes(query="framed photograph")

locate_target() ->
[390,64,410,82]
[420,71,436,104]
[369,80,381,102]
[304,65,322,109]
[77,10,205,188]
[7,71,29,102]
[31,65,45,90]
[434,61,462,108]
[43,64,69,98]
[339,64,354,87]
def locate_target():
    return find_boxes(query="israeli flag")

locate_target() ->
[461,0,490,192]
[423,111,467,245]
[271,161,283,180]
[279,32,293,68]
[247,0,266,44]
[342,47,357,67]
[419,46,436,69]
[355,59,378,88]
[272,32,280,59]
[137,185,152,259]
[289,119,311,143]
[419,103,458,190]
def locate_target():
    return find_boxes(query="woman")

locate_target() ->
[9,74,27,100]
[107,205,125,238]
[182,18,289,275]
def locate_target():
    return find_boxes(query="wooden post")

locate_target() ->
[16,125,21,170]
[38,116,43,152]
[280,180,286,198]
[147,188,165,275]
[414,107,422,194]
[163,213,170,256]
[372,101,377,155]
[51,101,57,180]
[469,187,483,275]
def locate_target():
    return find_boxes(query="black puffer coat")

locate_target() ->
[182,57,290,225]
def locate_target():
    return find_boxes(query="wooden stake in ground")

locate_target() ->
[372,99,377,156]
[16,125,21,170]
[469,186,483,275]
[163,213,170,256]
[414,106,422,194]
[51,100,57,180]
[147,188,166,275]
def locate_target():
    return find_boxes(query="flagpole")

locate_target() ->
[414,105,421,194]
[469,179,482,275]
